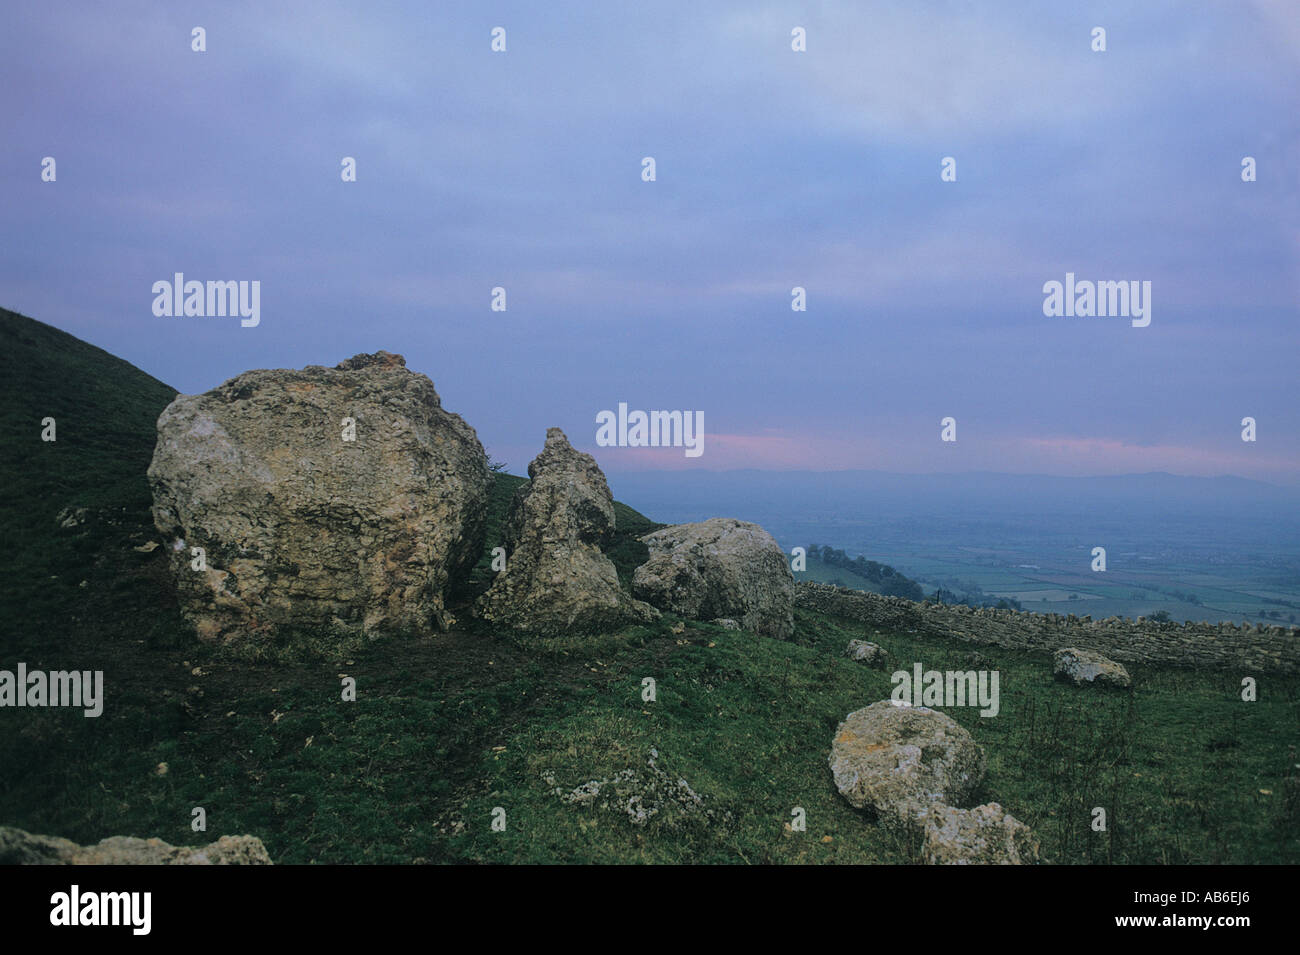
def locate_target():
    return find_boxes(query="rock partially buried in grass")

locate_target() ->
[632,518,794,640]
[0,826,272,864]
[918,802,1039,865]
[845,639,888,667]
[829,702,1039,862]
[546,749,728,831]
[1053,647,1132,688]
[828,701,985,824]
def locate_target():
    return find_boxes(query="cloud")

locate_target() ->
[721,1,1189,141]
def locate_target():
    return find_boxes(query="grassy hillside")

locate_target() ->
[1,310,1296,864]
[3,605,1294,864]
[0,307,183,654]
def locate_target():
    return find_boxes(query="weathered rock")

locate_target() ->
[918,802,1039,865]
[711,618,741,631]
[1053,647,1132,688]
[846,639,888,667]
[148,352,490,644]
[475,428,657,634]
[829,701,984,823]
[0,826,272,864]
[632,518,794,639]
[547,749,725,831]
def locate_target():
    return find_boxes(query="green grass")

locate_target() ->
[4,608,1295,864]
[0,307,184,657]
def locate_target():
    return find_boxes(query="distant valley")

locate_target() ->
[609,469,1300,626]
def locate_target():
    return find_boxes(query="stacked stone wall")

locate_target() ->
[795,582,1299,674]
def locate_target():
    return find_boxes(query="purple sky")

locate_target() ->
[3,1,1298,481]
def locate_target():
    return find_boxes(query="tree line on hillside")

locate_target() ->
[806,545,1033,610]
[804,544,924,601]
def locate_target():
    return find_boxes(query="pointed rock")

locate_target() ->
[476,428,658,634]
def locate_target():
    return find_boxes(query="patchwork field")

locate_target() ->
[792,542,1300,626]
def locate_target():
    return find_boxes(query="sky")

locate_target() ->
[2,1,1298,481]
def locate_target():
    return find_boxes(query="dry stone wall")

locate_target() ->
[796,582,1299,674]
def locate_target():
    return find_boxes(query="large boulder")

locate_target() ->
[1053,648,1132,688]
[475,428,657,634]
[828,701,985,824]
[0,826,272,864]
[631,518,794,639]
[148,352,490,644]
[918,803,1039,865]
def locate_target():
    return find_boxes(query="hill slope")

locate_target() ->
[1,309,1296,865]
[0,307,181,649]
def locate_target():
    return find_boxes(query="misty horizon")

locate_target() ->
[3,1,1297,484]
